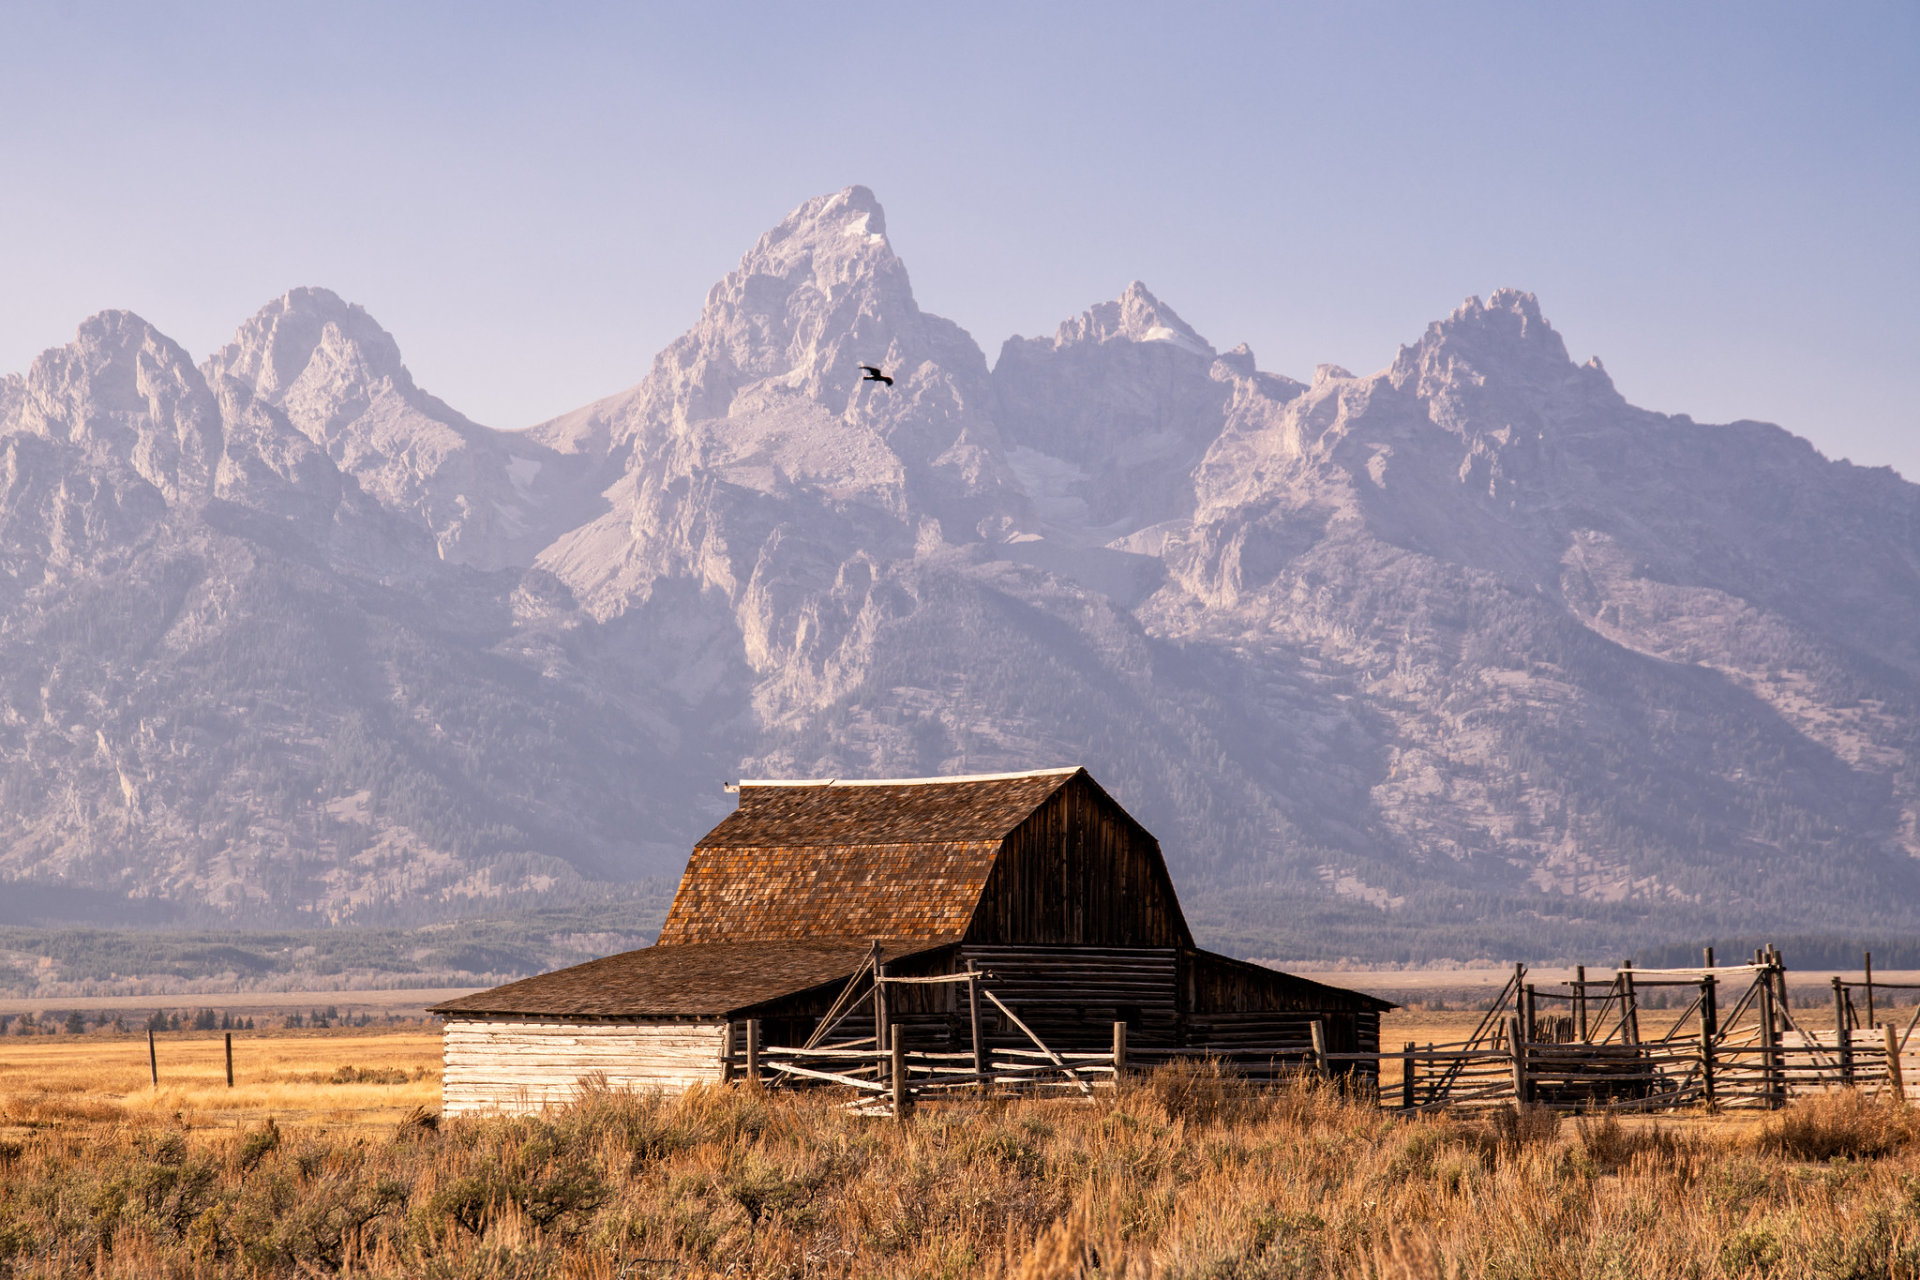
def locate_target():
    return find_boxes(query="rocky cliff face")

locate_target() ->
[4,188,1919,955]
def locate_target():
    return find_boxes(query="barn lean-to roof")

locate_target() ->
[429,939,946,1019]
[654,767,1085,947]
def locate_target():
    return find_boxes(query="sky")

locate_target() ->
[2,3,1916,472]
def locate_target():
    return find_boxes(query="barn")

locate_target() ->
[432,767,1390,1115]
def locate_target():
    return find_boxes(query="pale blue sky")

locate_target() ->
[3,3,1915,472]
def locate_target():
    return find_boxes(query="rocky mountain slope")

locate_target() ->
[4,186,1918,957]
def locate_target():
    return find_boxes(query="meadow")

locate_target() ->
[6,1025,1920,1277]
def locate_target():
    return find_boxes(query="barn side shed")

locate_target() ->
[434,767,1390,1115]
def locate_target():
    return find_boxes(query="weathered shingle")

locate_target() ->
[700,770,1079,846]
[657,841,999,946]
[429,939,944,1019]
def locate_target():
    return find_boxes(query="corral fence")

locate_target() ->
[726,945,1920,1118]
[1386,946,1920,1114]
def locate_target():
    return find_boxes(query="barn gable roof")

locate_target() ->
[655,767,1085,947]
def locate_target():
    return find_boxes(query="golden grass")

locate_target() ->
[2,1054,1920,1278]
[0,1030,441,1135]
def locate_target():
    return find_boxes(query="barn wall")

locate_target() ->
[1182,950,1386,1073]
[967,776,1192,948]
[441,1019,726,1116]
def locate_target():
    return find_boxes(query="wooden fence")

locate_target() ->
[1379,947,1920,1113]
[729,946,1920,1117]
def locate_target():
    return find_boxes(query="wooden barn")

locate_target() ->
[432,767,1390,1115]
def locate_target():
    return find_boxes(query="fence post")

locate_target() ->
[1574,965,1587,1042]
[891,1024,911,1120]
[1866,951,1876,1030]
[1402,1041,1416,1110]
[1621,961,1641,1046]
[1308,1020,1328,1077]
[1833,977,1854,1086]
[225,1031,234,1088]
[1508,1015,1528,1104]
[1701,952,1719,1042]
[875,960,889,1051]
[1112,1021,1127,1082]
[967,962,985,1086]
[148,1028,158,1088]
[718,1021,735,1083]
[1700,1024,1716,1110]
[1887,1023,1907,1105]
[1758,970,1781,1107]
[745,1018,761,1087]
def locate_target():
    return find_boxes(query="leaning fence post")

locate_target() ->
[1309,1020,1328,1077]
[1508,1015,1528,1104]
[224,1031,234,1088]
[148,1028,158,1088]
[890,1024,911,1120]
[1887,1023,1907,1104]
[1112,1021,1127,1083]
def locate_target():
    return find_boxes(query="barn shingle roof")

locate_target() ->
[427,939,944,1019]
[655,768,1082,947]
[702,768,1081,846]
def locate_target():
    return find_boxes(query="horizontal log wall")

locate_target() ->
[442,1018,726,1116]
[966,945,1180,1049]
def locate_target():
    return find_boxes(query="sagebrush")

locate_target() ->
[2,1073,1920,1277]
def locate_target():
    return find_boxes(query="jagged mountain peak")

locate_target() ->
[204,287,476,435]
[750,184,891,259]
[574,184,1002,494]
[1392,289,1572,385]
[1042,280,1214,358]
[684,186,927,400]
[1387,289,1620,438]
[4,309,221,505]
[202,289,578,570]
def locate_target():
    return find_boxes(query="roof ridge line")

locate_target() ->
[725,766,1080,792]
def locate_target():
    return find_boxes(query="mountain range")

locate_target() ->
[6,185,1920,960]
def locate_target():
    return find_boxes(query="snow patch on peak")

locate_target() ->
[1140,325,1212,356]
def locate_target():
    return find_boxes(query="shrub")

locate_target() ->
[1755,1089,1917,1161]
[1575,1112,1699,1173]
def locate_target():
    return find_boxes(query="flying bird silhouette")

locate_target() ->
[859,365,893,387]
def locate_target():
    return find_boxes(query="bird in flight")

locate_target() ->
[860,364,893,387]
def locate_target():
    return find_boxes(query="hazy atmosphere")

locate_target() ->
[4,3,1915,469]
[10,9,1920,1277]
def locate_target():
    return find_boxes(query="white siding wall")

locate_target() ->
[442,1018,727,1116]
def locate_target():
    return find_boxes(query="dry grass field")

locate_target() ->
[5,1026,1920,1277]
[0,1029,441,1137]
